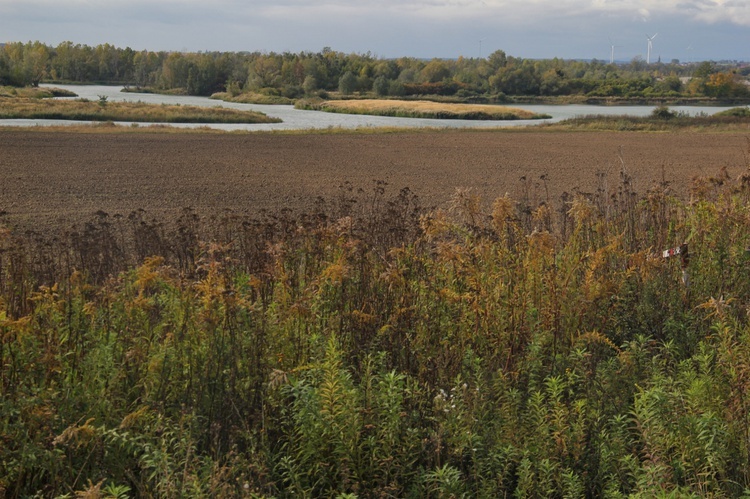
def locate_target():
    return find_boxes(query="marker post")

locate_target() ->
[663,243,689,287]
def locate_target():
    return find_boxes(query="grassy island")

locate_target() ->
[295,98,552,120]
[0,97,281,124]
[0,85,77,98]
[211,91,295,105]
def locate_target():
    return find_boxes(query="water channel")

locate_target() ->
[0,84,740,131]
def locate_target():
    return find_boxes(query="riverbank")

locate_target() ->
[507,94,750,106]
[121,83,750,108]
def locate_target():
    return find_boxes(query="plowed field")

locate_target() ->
[1,130,747,230]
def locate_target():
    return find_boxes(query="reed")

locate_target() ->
[0,85,77,98]
[296,98,552,120]
[544,110,750,132]
[210,91,294,105]
[0,98,281,123]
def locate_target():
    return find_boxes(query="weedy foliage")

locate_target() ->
[3,166,750,497]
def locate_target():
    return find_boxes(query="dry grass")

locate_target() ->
[0,97,281,124]
[211,91,294,105]
[540,113,750,133]
[0,85,77,98]
[0,122,234,134]
[299,99,551,120]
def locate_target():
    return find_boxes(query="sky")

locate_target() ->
[0,0,748,62]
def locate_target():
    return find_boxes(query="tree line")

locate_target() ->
[1,40,748,100]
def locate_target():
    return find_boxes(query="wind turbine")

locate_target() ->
[608,38,621,64]
[646,33,658,64]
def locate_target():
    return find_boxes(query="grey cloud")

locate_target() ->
[0,0,746,59]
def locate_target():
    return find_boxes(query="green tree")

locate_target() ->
[694,61,714,78]
[388,80,406,96]
[132,50,155,87]
[373,75,389,96]
[656,74,682,94]
[23,42,50,86]
[247,54,281,90]
[0,53,9,85]
[302,75,318,95]
[487,50,508,71]
[338,70,357,95]
[539,68,567,95]
[421,59,451,83]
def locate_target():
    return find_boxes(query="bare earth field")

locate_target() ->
[1,129,748,231]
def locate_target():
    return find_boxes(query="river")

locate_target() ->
[0,84,739,131]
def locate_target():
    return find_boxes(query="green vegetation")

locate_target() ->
[544,106,750,131]
[715,106,750,117]
[0,98,280,123]
[5,161,750,496]
[295,98,552,120]
[1,41,748,102]
[210,90,294,105]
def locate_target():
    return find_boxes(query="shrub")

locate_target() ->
[650,105,677,119]
[715,106,750,117]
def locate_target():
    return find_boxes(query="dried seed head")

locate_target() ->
[491,194,514,232]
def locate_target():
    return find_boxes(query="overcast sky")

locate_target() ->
[1,0,748,62]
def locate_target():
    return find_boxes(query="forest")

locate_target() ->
[1,40,749,101]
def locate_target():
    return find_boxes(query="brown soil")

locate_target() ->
[1,129,747,231]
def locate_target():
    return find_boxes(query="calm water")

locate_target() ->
[0,84,738,131]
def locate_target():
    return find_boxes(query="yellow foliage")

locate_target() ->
[320,99,539,119]
[527,229,556,256]
[320,256,349,285]
[576,330,621,354]
[583,235,622,301]
[350,309,375,325]
[74,479,105,499]
[449,187,482,225]
[568,195,596,228]
[53,418,97,449]
[491,194,514,235]
[698,295,735,320]
[532,203,551,227]
[420,210,452,239]
[439,287,470,304]
[135,255,165,293]
[120,406,150,430]
[707,72,735,89]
